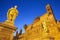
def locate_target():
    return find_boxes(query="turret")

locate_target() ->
[46,4,57,23]
[19,29,22,35]
[16,31,19,37]
[24,24,28,30]
[46,4,53,14]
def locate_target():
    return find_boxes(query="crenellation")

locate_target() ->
[24,24,28,30]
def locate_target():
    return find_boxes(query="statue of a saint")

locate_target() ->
[6,6,18,24]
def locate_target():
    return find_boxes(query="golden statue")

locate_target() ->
[6,6,18,24]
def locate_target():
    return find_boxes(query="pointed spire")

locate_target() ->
[16,31,18,37]
[24,24,27,30]
[19,29,22,35]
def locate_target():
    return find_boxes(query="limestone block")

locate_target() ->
[0,22,17,40]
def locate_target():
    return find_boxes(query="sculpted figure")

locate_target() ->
[6,6,18,24]
[42,20,48,33]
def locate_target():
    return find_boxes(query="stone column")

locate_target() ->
[0,22,17,40]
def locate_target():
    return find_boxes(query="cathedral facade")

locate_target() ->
[0,4,60,40]
[14,4,60,40]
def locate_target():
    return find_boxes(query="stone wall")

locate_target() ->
[17,4,60,40]
[0,22,17,40]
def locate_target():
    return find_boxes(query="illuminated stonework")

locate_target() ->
[0,4,60,40]
[0,6,18,40]
[0,22,17,40]
[14,4,60,40]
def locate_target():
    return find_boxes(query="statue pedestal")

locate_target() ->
[0,22,17,40]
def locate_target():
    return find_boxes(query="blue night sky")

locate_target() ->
[0,0,60,34]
